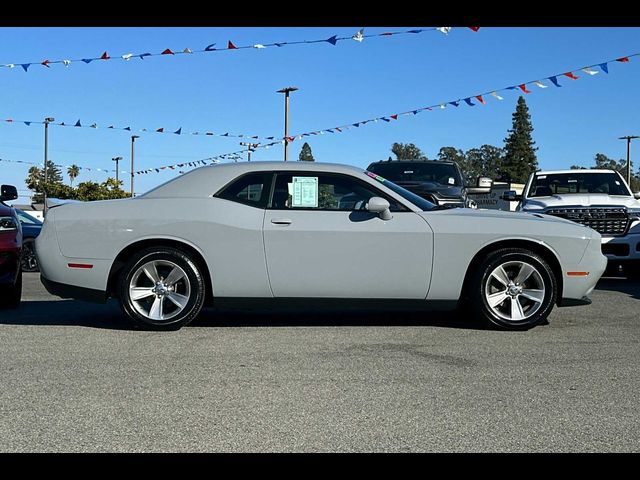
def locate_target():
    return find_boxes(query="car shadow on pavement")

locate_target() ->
[595,277,640,301]
[0,300,134,330]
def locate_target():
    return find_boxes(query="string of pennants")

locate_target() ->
[1,27,480,73]
[1,51,636,149]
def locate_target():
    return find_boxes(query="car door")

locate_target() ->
[262,171,433,299]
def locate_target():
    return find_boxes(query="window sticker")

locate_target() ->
[615,180,621,185]
[404,170,414,174]
[365,171,385,182]
[291,176,318,207]
[448,177,455,185]
[537,175,547,179]
[568,179,577,183]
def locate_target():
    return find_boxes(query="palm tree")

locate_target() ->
[68,165,80,187]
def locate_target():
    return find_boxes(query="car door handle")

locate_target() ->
[271,218,292,225]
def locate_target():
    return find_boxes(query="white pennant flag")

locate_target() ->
[352,28,365,42]
[581,67,598,75]
[437,27,452,35]
[183,48,193,54]
[534,80,548,88]
[122,53,133,61]
[5,64,15,68]
[490,91,504,100]
[62,60,71,67]
[439,104,446,109]
[253,44,266,49]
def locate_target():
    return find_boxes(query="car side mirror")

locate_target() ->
[0,185,18,202]
[634,192,640,200]
[501,190,522,202]
[466,176,493,194]
[366,197,392,220]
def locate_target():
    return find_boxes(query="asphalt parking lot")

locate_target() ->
[0,272,639,452]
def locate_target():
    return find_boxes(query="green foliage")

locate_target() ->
[298,142,315,162]
[437,145,505,184]
[25,161,63,191]
[502,96,538,183]
[391,143,427,160]
[67,164,81,187]
[591,153,640,192]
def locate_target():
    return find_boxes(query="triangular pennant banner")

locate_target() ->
[156,128,164,133]
[490,91,503,100]
[325,35,338,46]
[563,72,579,80]
[463,98,475,106]
[581,67,598,75]
[616,57,630,63]
[41,60,51,68]
[74,120,81,127]
[534,80,548,88]
[548,76,562,87]
[161,49,175,55]
[205,43,216,51]
[81,59,93,64]
[475,95,486,104]
[227,41,237,49]
[518,84,531,94]
[599,63,609,74]
[469,27,481,32]
[173,128,182,135]
[352,28,365,42]
[100,52,110,60]
[21,64,30,72]
[390,114,398,120]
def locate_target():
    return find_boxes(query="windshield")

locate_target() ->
[529,172,631,197]
[368,162,462,186]
[16,209,42,225]
[364,171,437,211]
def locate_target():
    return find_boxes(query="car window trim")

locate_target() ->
[267,171,411,212]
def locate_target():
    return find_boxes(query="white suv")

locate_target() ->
[504,169,640,279]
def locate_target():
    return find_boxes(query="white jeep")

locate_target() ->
[503,169,640,279]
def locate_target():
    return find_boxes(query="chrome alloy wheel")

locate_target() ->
[484,261,545,323]
[128,260,191,322]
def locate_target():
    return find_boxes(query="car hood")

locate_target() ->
[522,194,640,209]
[395,181,463,199]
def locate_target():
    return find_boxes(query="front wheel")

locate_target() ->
[469,248,557,330]
[118,247,206,330]
[21,238,39,272]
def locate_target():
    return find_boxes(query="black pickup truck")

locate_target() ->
[366,159,492,208]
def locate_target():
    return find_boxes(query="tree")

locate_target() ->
[68,165,81,187]
[298,142,315,162]
[25,160,64,203]
[462,145,505,183]
[391,143,427,160]
[502,96,538,183]
[592,153,640,192]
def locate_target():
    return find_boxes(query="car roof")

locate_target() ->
[367,159,456,165]
[535,169,620,175]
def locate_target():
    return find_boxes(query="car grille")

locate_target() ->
[544,207,630,236]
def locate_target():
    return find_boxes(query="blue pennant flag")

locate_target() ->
[21,64,30,72]
[124,126,131,131]
[412,110,419,115]
[205,43,216,51]
[174,127,182,135]
[325,36,338,46]
[353,123,360,127]
[381,117,391,122]
[449,101,460,107]
[266,137,274,140]
[274,43,286,47]
[222,132,229,136]
[139,53,152,60]
[24,121,31,126]
[463,98,475,106]
[548,76,562,87]
[81,59,93,64]
[599,62,609,74]
[408,29,423,33]
[74,120,82,127]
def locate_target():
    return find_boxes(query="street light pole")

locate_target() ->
[43,117,55,214]
[240,142,256,162]
[277,86,298,161]
[130,136,140,197]
[619,135,640,188]
[112,156,122,183]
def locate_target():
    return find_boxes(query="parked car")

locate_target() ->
[15,209,42,272]
[0,185,22,308]
[503,169,640,279]
[366,159,492,208]
[36,162,606,330]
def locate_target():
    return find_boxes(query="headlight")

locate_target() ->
[0,216,18,232]
[628,208,640,221]
[521,205,545,212]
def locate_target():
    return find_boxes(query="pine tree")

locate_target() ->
[502,96,538,183]
[298,142,315,161]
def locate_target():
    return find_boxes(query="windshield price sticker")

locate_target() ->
[291,176,318,207]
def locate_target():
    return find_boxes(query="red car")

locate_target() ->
[0,185,21,308]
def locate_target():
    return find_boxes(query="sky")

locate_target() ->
[0,26,639,204]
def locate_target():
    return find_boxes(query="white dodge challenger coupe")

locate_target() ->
[36,162,607,330]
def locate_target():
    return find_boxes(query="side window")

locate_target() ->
[270,173,406,211]
[216,172,272,208]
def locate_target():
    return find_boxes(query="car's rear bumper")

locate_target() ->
[0,249,20,284]
[558,296,592,307]
[40,274,107,303]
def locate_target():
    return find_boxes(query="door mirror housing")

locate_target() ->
[501,190,522,202]
[466,176,493,194]
[0,185,18,202]
[366,197,392,220]
[634,192,640,200]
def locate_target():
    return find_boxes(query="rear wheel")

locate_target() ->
[21,238,39,272]
[470,248,557,330]
[118,247,206,330]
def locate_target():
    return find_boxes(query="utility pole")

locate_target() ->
[240,142,257,162]
[277,86,298,161]
[619,135,640,187]
[130,136,140,197]
[43,117,55,215]
[112,156,122,183]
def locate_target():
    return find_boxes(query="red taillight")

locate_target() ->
[68,263,93,269]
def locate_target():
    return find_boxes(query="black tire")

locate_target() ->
[469,248,557,330]
[117,247,206,330]
[1,269,22,309]
[21,238,39,273]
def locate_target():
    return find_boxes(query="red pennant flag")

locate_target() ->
[6,119,13,122]
[518,84,531,94]
[285,136,295,143]
[616,57,630,63]
[41,59,51,67]
[335,127,342,132]
[390,114,399,120]
[100,51,110,60]
[156,128,164,133]
[161,48,174,55]
[227,41,237,49]
[475,95,486,105]
[381,32,393,36]
[468,27,481,32]
[563,72,579,80]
